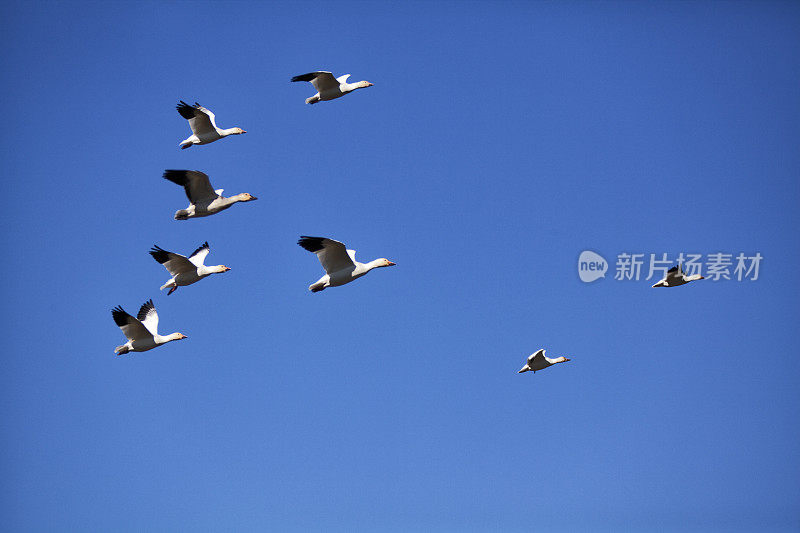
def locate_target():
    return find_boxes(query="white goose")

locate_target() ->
[518,349,571,374]
[652,264,705,288]
[176,101,246,149]
[112,300,187,355]
[163,170,257,220]
[291,71,373,104]
[297,236,395,292]
[150,242,230,295]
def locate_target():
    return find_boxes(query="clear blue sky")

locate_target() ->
[1,1,799,531]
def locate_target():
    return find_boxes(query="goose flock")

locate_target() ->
[111,68,702,378]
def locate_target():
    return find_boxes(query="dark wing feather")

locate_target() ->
[149,245,172,264]
[291,72,320,82]
[163,170,217,203]
[176,101,216,135]
[137,299,159,335]
[189,241,210,258]
[291,71,338,92]
[112,305,151,341]
[137,299,155,322]
[298,236,326,253]
[298,236,354,273]
[188,241,211,267]
[177,100,197,119]
[150,245,195,275]
[112,306,134,327]
[664,264,684,283]
[164,169,190,186]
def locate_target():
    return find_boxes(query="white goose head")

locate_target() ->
[236,193,258,202]
[374,258,396,268]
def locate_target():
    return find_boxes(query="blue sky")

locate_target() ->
[1,1,799,531]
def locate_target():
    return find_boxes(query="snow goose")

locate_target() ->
[518,349,571,374]
[652,264,705,288]
[163,170,257,220]
[111,300,187,355]
[297,236,395,292]
[150,242,230,295]
[176,101,246,149]
[291,71,373,104]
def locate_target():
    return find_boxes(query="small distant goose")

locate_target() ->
[150,242,230,295]
[652,264,705,288]
[112,299,187,355]
[297,236,395,292]
[290,71,373,104]
[518,349,571,374]
[176,101,246,149]
[163,170,257,220]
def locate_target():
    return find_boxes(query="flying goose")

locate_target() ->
[176,101,246,149]
[297,236,395,292]
[112,300,187,355]
[518,349,571,374]
[163,170,257,220]
[150,242,230,295]
[652,264,705,288]
[290,71,373,104]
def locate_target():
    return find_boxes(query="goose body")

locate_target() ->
[291,71,373,104]
[297,236,395,292]
[163,170,257,220]
[652,264,705,288]
[112,300,187,355]
[176,101,246,149]
[150,242,230,295]
[518,349,571,374]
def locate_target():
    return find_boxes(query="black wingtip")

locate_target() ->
[149,245,171,264]
[137,299,155,322]
[189,241,210,258]
[176,101,196,119]
[111,306,129,327]
[163,170,189,185]
[298,235,326,253]
[291,73,317,83]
